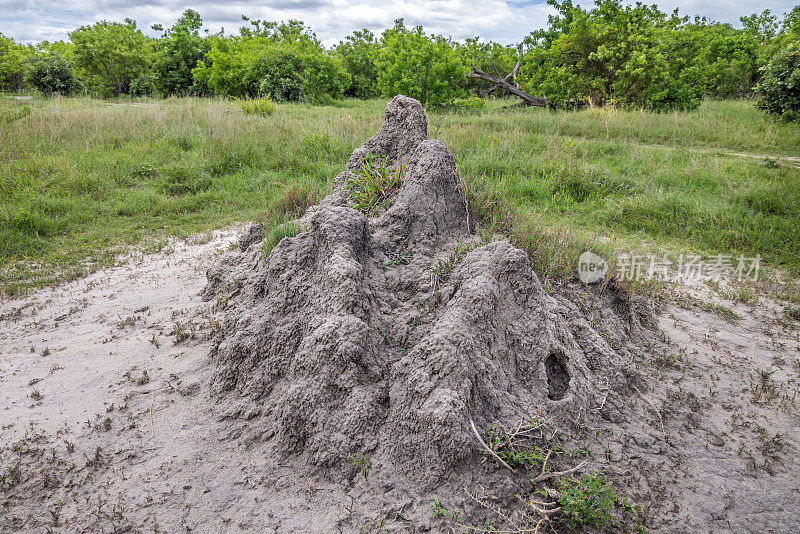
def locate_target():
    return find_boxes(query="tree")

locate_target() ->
[0,33,27,92]
[300,52,350,103]
[455,38,519,95]
[740,10,780,44]
[519,0,762,109]
[376,21,464,106]
[152,9,208,95]
[336,29,380,98]
[70,20,151,96]
[667,20,759,98]
[757,42,800,121]
[24,52,82,96]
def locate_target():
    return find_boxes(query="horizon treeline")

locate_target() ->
[1,0,799,110]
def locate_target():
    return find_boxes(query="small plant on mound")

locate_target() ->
[346,452,373,481]
[481,416,561,469]
[344,154,406,214]
[554,471,645,533]
[431,240,479,288]
[261,216,305,261]
[236,96,276,116]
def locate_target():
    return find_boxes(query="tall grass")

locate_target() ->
[1,95,798,295]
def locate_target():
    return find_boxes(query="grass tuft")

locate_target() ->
[261,216,305,261]
[236,96,276,116]
[345,154,405,214]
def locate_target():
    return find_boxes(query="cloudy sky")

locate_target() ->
[1,0,797,46]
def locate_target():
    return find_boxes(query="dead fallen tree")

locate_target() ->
[469,45,553,108]
[469,66,553,108]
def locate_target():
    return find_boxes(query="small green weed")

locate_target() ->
[784,306,800,321]
[432,241,478,287]
[751,368,779,405]
[1,463,22,488]
[172,322,188,344]
[378,250,410,269]
[346,452,373,481]
[377,326,406,355]
[431,499,462,522]
[482,416,559,469]
[85,446,102,468]
[554,471,644,533]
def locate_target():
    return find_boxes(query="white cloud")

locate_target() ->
[0,0,797,45]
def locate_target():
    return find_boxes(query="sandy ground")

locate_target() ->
[1,228,799,533]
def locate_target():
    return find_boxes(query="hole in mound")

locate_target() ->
[545,352,570,400]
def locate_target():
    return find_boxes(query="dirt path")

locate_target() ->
[631,141,800,167]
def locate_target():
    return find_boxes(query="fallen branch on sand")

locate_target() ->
[470,419,515,472]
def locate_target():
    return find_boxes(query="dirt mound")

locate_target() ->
[205,95,651,524]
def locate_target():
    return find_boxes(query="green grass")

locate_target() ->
[1,95,799,295]
[236,96,276,116]
[345,153,405,214]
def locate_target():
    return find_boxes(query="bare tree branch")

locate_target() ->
[468,67,552,108]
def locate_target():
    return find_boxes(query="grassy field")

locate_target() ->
[1,95,799,296]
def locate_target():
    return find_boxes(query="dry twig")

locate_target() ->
[470,419,515,472]
[532,459,588,484]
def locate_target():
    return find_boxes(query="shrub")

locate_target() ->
[336,29,380,98]
[757,42,800,121]
[236,96,276,116]
[252,45,305,101]
[0,33,26,92]
[24,53,82,96]
[300,53,350,104]
[130,72,157,96]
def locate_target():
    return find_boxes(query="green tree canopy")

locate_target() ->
[336,29,380,99]
[70,19,151,96]
[518,0,766,110]
[152,9,208,96]
[0,33,28,92]
[757,42,800,121]
[376,20,465,106]
[192,31,349,102]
